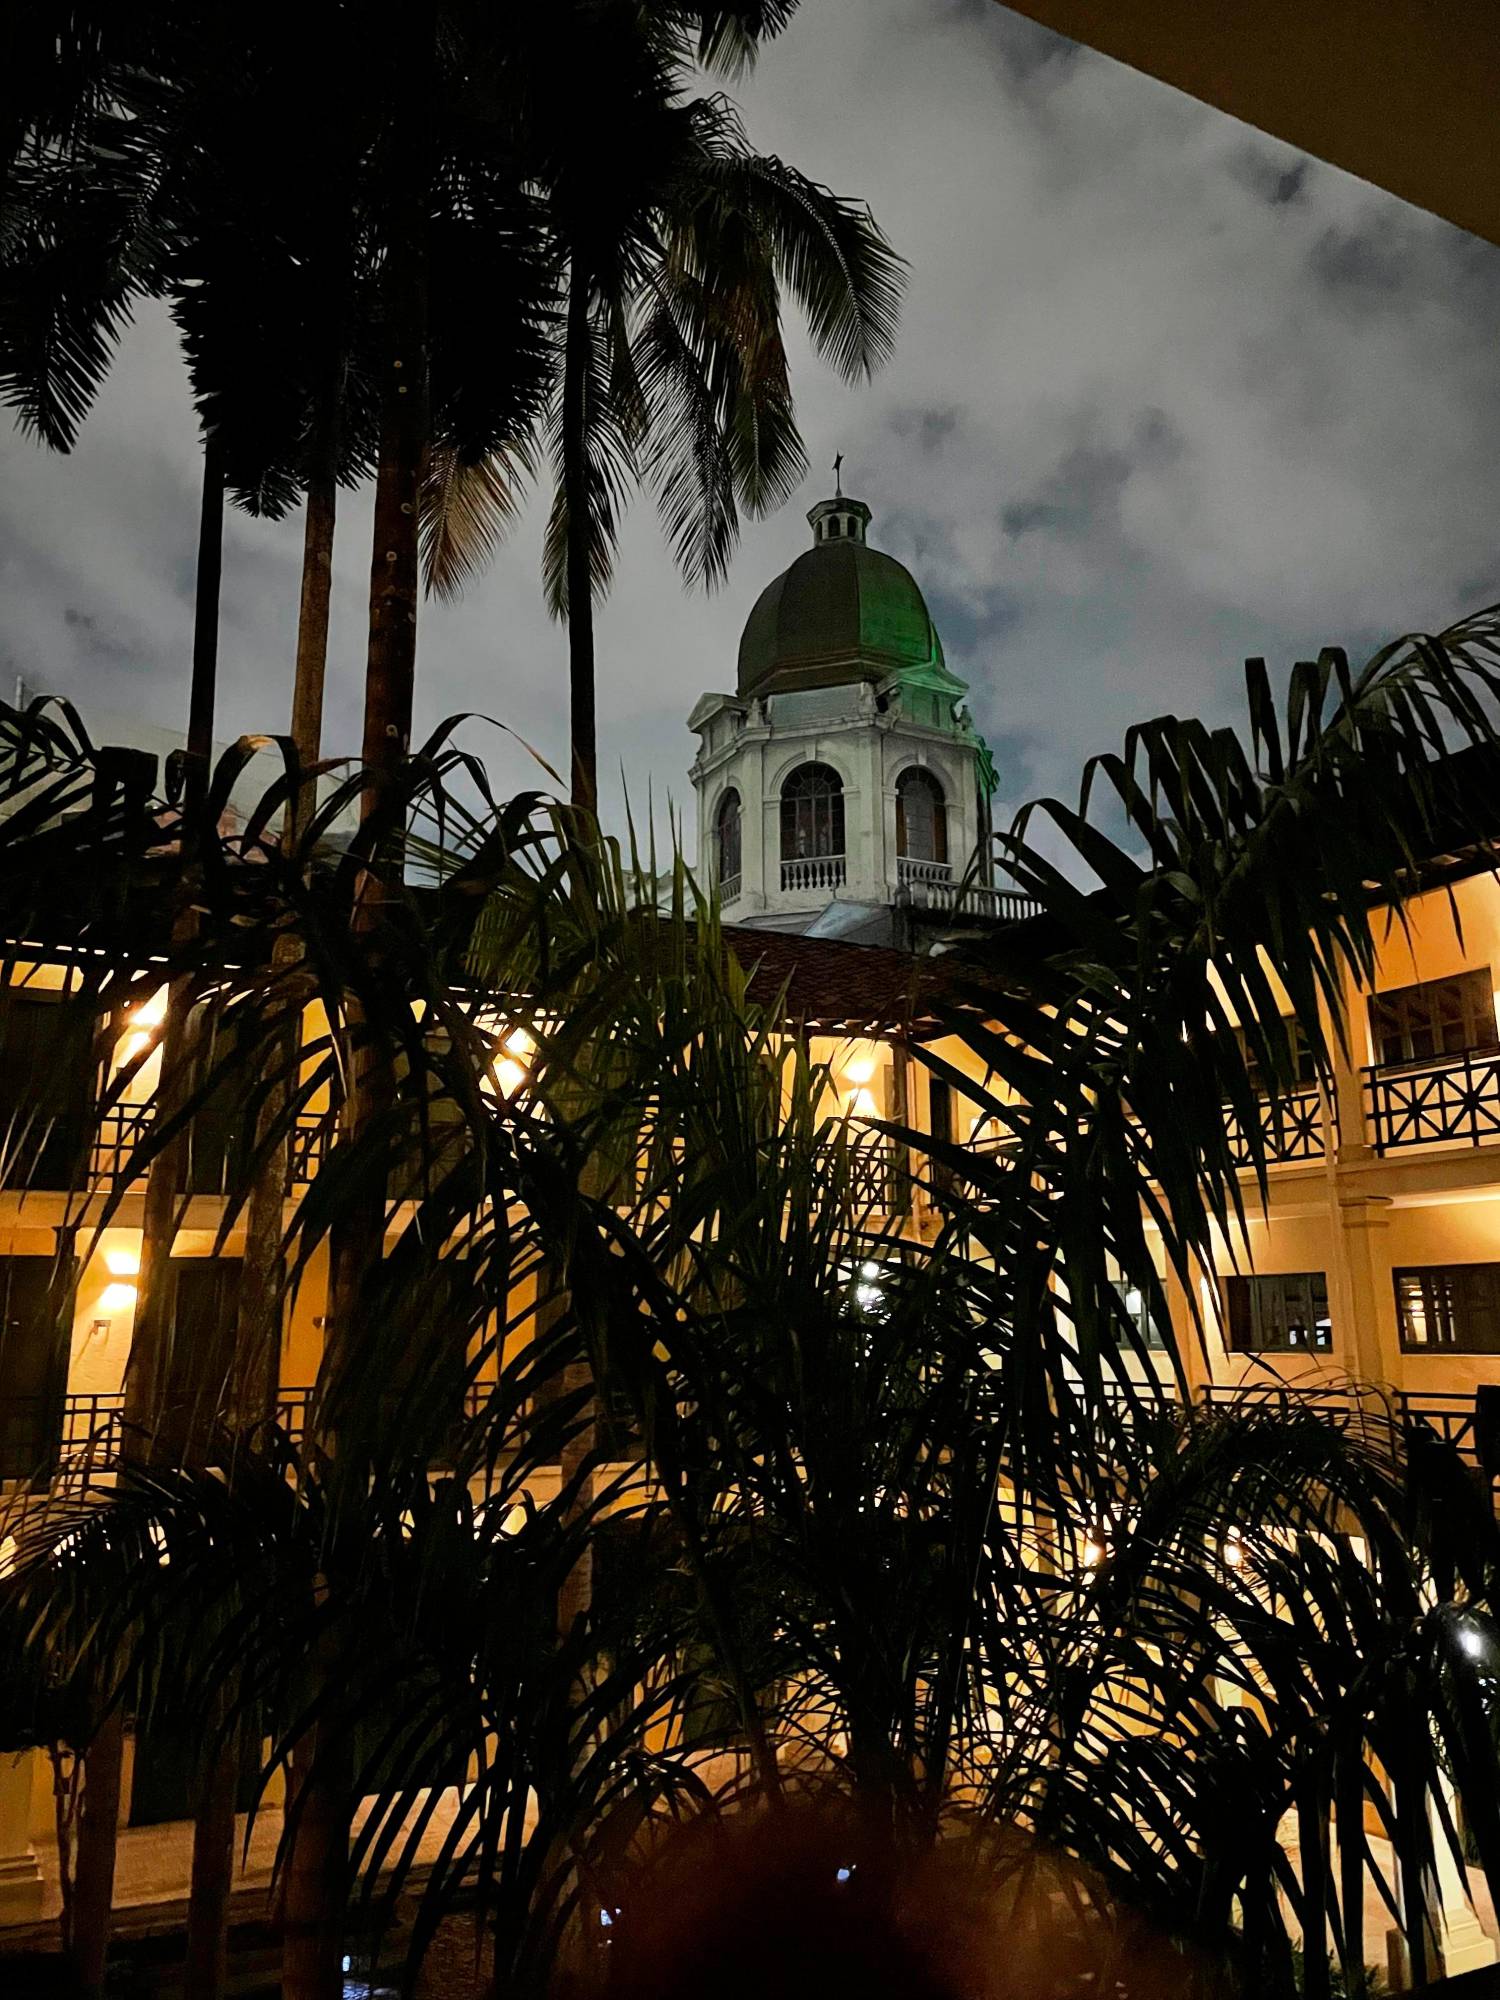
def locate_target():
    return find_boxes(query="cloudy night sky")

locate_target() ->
[4,0,1499,856]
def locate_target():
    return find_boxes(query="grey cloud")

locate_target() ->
[3,0,1500,859]
[1000,410,1184,543]
[891,406,959,455]
[1230,145,1311,209]
[1309,217,1412,298]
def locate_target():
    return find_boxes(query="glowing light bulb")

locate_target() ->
[1082,1531,1108,1570]
[842,1052,877,1087]
[104,1246,140,1279]
[492,1025,533,1100]
[99,1282,137,1314]
[1222,1527,1244,1570]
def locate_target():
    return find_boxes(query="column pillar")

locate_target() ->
[741,733,768,914]
[1335,1196,1399,1387]
[0,1751,42,1918]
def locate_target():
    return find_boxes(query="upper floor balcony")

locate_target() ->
[780,853,847,896]
[1222,1081,1330,1168]
[1359,965,1500,1156]
[895,856,1039,924]
[85,1099,334,1196]
[1363,1044,1500,1154]
[6,1378,1491,1495]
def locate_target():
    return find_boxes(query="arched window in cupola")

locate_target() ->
[780,763,845,861]
[896,766,947,866]
[716,788,742,896]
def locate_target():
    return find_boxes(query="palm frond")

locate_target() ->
[420,440,536,602]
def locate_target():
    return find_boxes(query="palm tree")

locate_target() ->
[6,606,1500,1993]
[414,5,904,814]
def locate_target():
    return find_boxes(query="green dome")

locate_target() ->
[737,497,946,699]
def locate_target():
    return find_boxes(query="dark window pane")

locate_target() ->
[1369,971,1495,1068]
[1113,1278,1167,1350]
[0,986,95,1190]
[1234,1019,1318,1097]
[896,768,947,864]
[716,790,742,886]
[1396,1264,1500,1354]
[0,1256,74,1480]
[1223,1271,1332,1353]
[780,763,844,860]
[159,1259,243,1437]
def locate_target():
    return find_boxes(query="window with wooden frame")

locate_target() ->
[895,767,947,864]
[1395,1263,1500,1354]
[1368,970,1496,1069]
[1224,1271,1331,1353]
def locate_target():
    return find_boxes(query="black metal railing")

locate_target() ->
[0,1391,125,1484]
[847,1136,901,1216]
[1397,1389,1481,1464]
[1200,1381,1487,1470]
[275,1385,313,1444]
[89,1101,152,1185]
[1364,1047,1500,1153]
[87,1102,334,1193]
[1200,1381,1365,1425]
[1223,1085,1329,1168]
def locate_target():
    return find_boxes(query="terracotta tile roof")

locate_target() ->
[723,925,944,1030]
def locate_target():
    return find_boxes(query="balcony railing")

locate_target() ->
[781,854,846,895]
[1364,1047,1500,1153]
[87,1103,334,1193]
[719,872,742,906]
[896,856,952,889]
[847,1135,901,1216]
[1223,1084,1329,1168]
[0,1391,125,1484]
[1201,1382,1487,1470]
[896,866,1040,924]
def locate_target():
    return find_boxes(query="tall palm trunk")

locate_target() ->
[234,470,338,1431]
[280,229,429,2000]
[361,230,428,800]
[68,436,226,1999]
[562,260,597,815]
[183,471,339,2000]
[556,263,602,1639]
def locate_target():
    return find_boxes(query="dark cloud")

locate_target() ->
[3,0,1500,855]
[1309,217,1412,298]
[891,406,959,455]
[1001,411,1184,544]
[1230,145,1311,209]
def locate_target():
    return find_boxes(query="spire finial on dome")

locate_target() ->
[833,450,844,498]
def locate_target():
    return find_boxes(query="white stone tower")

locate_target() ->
[687,491,1000,937]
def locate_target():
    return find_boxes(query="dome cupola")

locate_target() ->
[736,494,947,701]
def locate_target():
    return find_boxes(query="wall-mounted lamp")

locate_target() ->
[493,1026,534,1100]
[119,987,168,1066]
